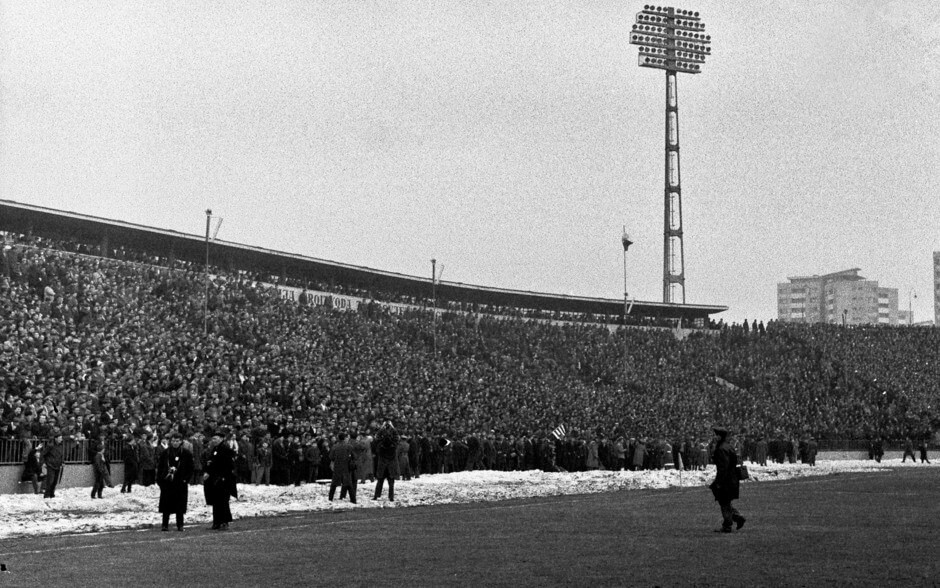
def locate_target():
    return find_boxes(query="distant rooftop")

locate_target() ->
[786,268,865,282]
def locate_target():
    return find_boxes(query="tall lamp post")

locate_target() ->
[204,209,211,336]
[621,228,634,384]
[629,5,711,304]
[908,289,915,326]
[431,258,437,355]
[622,228,634,320]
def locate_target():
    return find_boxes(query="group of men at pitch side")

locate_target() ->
[154,421,404,530]
[327,420,401,504]
[157,429,238,531]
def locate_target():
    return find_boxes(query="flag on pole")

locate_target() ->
[551,424,567,440]
[212,217,224,240]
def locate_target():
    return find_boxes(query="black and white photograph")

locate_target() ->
[0,1,938,585]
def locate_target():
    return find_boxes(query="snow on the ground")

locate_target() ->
[1,459,934,540]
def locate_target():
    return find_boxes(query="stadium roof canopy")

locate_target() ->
[0,199,727,323]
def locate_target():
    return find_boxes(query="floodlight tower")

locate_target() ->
[629,5,711,304]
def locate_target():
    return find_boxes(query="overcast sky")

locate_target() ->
[2,1,938,324]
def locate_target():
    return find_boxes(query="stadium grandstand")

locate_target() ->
[1,198,937,484]
[0,199,727,328]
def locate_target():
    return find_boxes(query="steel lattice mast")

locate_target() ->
[629,5,710,304]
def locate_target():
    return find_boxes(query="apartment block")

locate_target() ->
[777,268,901,325]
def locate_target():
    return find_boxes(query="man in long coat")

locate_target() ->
[271,434,288,486]
[631,439,645,471]
[90,442,112,499]
[121,434,139,493]
[709,426,745,533]
[397,436,412,480]
[373,421,400,501]
[157,432,195,531]
[42,432,65,498]
[138,434,156,486]
[356,431,374,484]
[204,431,238,530]
[328,431,357,503]
[408,434,422,478]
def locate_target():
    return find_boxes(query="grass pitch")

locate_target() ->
[0,467,937,587]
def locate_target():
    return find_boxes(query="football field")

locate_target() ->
[0,467,937,587]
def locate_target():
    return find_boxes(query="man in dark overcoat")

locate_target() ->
[872,437,884,463]
[138,434,156,486]
[237,433,254,484]
[328,431,357,503]
[121,434,140,493]
[709,426,745,533]
[917,439,931,464]
[42,431,65,499]
[271,434,289,486]
[204,430,238,530]
[157,432,194,531]
[408,433,422,478]
[373,421,400,501]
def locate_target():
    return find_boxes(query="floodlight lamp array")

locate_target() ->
[675,28,710,42]
[631,32,667,47]
[630,6,709,74]
[639,55,701,72]
[642,5,700,19]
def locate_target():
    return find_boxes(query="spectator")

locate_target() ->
[303,435,320,484]
[237,433,254,485]
[90,442,112,499]
[902,438,916,463]
[21,446,43,494]
[42,431,65,499]
[139,434,156,487]
[917,440,931,464]
[121,434,139,493]
[254,439,272,485]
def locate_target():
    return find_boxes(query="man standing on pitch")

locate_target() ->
[157,432,194,531]
[373,421,400,501]
[204,430,238,530]
[42,431,65,499]
[121,433,139,493]
[328,431,357,503]
[709,426,745,533]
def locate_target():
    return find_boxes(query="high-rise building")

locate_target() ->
[777,268,901,325]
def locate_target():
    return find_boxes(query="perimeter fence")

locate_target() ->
[0,438,933,467]
[0,438,125,466]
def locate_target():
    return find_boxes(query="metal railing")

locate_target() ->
[0,438,126,466]
[815,439,936,452]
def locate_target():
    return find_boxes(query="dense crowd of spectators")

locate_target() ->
[1,235,938,478]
